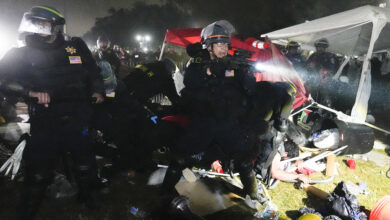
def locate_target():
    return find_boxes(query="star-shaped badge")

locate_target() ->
[65,46,77,55]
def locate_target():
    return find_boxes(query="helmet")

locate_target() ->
[298,213,322,220]
[97,35,111,49]
[18,6,65,36]
[201,20,235,47]
[286,41,300,49]
[314,38,329,48]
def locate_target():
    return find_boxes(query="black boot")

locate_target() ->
[155,159,187,219]
[237,160,266,203]
[162,161,185,194]
[17,184,46,220]
[169,196,205,220]
[76,165,102,210]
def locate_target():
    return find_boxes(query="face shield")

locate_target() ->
[18,13,53,36]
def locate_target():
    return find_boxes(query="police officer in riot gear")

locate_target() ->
[306,38,338,106]
[307,38,338,79]
[0,6,105,219]
[161,21,263,216]
[285,41,306,75]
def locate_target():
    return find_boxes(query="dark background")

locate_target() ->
[0,0,382,49]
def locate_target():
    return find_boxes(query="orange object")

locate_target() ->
[211,160,223,173]
[326,154,336,176]
[370,195,390,220]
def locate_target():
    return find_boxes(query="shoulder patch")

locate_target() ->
[225,70,234,77]
[69,56,82,64]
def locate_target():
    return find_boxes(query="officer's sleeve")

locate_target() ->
[0,48,31,96]
[72,37,105,95]
[183,62,207,89]
[236,67,256,95]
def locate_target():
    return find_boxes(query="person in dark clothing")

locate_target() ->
[306,38,338,106]
[122,59,180,112]
[93,35,122,78]
[0,6,105,219]
[161,21,263,216]
[100,59,180,172]
[285,41,306,76]
[307,38,338,78]
[249,81,310,186]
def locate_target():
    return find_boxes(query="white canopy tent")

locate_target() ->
[262,5,390,125]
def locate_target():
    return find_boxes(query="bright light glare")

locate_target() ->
[255,62,265,71]
[0,26,14,59]
[136,35,142,41]
[144,35,151,42]
[143,47,148,52]
[255,61,293,74]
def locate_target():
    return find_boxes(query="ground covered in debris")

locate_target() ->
[270,153,390,219]
[0,147,389,220]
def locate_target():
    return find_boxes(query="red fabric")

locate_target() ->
[297,167,317,175]
[163,28,309,109]
[164,28,202,48]
[211,160,223,173]
[370,195,390,220]
[161,115,189,127]
[254,43,308,110]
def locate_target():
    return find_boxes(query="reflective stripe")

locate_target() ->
[103,75,113,81]
[207,34,228,39]
[35,6,64,18]
[135,64,154,77]
[135,64,148,72]
[252,40,267,49]
[288,83,297,96]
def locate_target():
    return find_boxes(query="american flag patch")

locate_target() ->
[69,56,82,64]
[225,70,234,77]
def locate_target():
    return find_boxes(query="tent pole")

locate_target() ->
[351,17,387,121]
[159,42,166,61]
[333,56,350,80]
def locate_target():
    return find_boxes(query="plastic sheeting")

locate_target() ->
[263,5,390,122]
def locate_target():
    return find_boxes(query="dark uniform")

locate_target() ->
[0,18,104,220]
[248,81,298,185]
[286,53,306,73]
[306,51,338,79]
[306,38,338,106]
[122,60,180,111]
[163,47,260,201]
[105,60,180,171]
[306,51,338,105]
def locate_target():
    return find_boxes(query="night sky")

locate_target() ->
[0,0,162,44]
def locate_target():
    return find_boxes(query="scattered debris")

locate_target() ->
[129,205,149,218]
[344,181,369,195]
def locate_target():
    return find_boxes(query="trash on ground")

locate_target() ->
[311,128,339,149]
[344,181,369,195]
